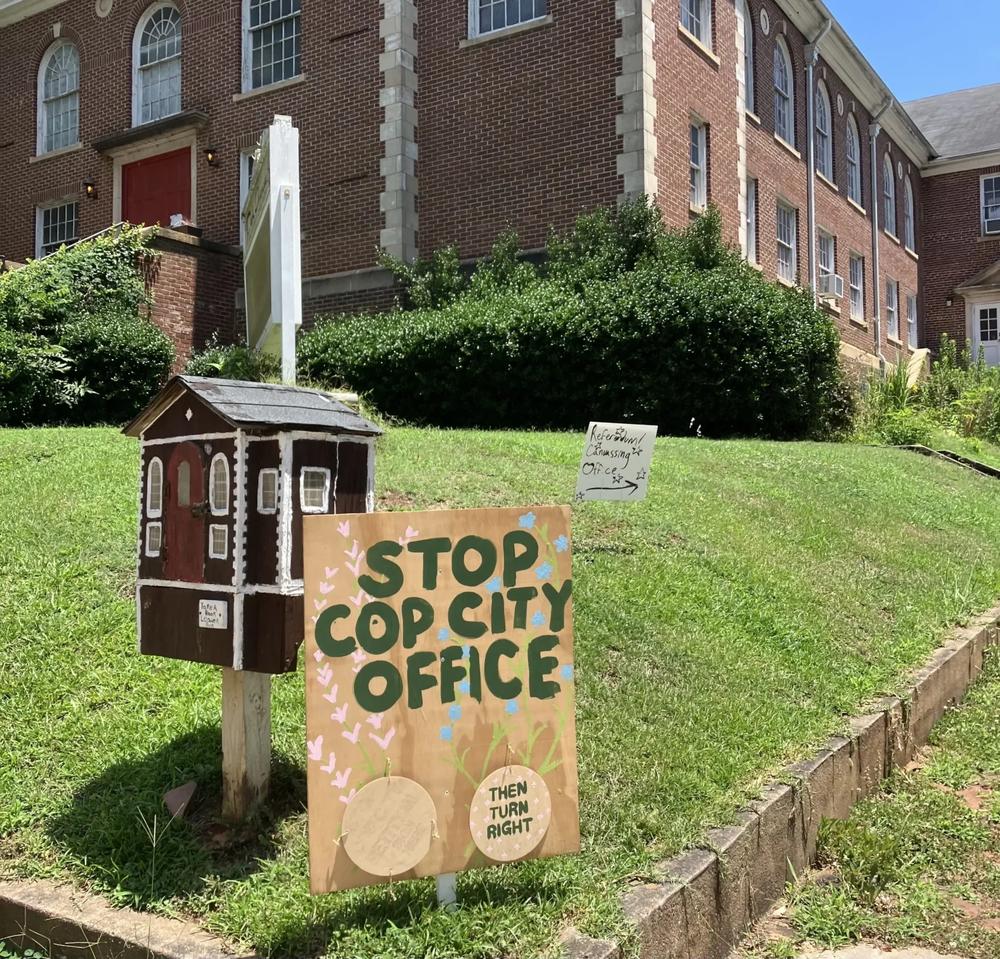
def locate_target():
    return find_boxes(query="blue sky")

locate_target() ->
[824,0,999,102]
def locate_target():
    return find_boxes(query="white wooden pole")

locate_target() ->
[221,667,272,821]
[436,872,458,911]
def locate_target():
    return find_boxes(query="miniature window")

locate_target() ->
[883,154,897,237]
[147,456,164,518]
[680,0,711,47]
[689,122,707,210]
[815,81,833,181]
[177,460,191,507]
[38,40,80,155]
[245,0,301,91]
[849,254,865,322]
[258,468,279,514]
[209,454,230,515]
[134,3,182,126]
[300,467,330,514]
[846,115,862,206]
[777,201,797,284]
[472,0,547,37]
[773,38,794,147]
[145,522,162,557]
[209,524,229,560]
[37,202,79,258]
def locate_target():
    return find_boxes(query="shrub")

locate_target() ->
[60,316,174,425]
[185,339,281,382]
[876,408,936,447]
[0,327,82,427]
[300,203,850,439]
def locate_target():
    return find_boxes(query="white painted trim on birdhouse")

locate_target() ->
[257,468,279,514]
[209,453,231,516]
[231,430,248,670]
[142,431,238,447]
[137,578,239,593]
[299,467,331,514]
[366,440,376,514]
[278,432,294,590]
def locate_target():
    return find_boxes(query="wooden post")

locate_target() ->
[222,667,272,821]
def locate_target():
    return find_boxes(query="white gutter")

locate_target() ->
[869,96,894,371]
[804,18,833,302]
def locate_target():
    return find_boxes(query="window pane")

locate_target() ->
[476,0,545,33]
[40,202,79,256]
[250,0,301,88]
[302,469,328,511]
[211,456,230,513]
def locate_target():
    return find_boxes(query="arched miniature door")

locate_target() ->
[165,442,206,583]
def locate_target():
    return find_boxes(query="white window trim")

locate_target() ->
[886,278,900,340]
[242,0,302,93]
[239,148,256,246]
[738,0,754,114]
[132,2,182,128]
[257,467,279,515]
[777,201,797,284]
[980,174,1000,236]
[689,120,707,211]
[903,177,916,250]
[145,522,163,558]
[36,40,80,157]
[209,452,230,516]
[300,467,331,514]
[35,199,79,259]
[846,115,862,206]
[147,455,164,518]
[815,81,833,182]
[907,293,918,348]
[468,0,549,39]
[746,176,758,265]
[209,523,229,560]
[680,0,712,48]
[883,154,897,238]
[817,229,835,278]
[849,253,865,322]
[773,37,795,149]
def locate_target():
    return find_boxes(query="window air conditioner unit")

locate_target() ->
[818,273,845,299]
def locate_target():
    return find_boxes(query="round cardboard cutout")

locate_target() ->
[470,765,551,863]
[342,776,436,877]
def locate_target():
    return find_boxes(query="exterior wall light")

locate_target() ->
[83,178,97,199]
[204,147,219,167]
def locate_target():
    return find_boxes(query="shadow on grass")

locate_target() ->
[47,726,306,907]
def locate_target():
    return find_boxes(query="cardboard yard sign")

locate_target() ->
[303,506,579,893]
[575,422,657,502]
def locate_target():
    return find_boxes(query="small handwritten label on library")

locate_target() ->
[575,422,656,502]
[198,600,228,630]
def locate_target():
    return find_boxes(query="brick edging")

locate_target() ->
[562,606,1000,959]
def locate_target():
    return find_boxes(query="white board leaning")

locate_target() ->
[242,115,303,384]
[575,422,657,502]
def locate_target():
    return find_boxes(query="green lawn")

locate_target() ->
[930,428,1000,473]
[4,428,1000,959]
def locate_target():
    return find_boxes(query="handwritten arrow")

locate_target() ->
[585,478,640,495]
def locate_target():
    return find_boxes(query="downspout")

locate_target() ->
[869,96,894,371]
[804,18,832,303]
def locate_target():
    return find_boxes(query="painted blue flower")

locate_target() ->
[487,576,502,594]
[449,703,462,721]
[458,680,470,695]
[437,627,450,641]
[519,512,536,529]
[560,663,575,681]
[505,700,519,715]
[554,535,569,553]
[462,644,471,660]
[440,725,453,742]
[531,610,546,628]
[535,562,553,581]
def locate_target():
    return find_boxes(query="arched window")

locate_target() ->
[846,114,862,205]
[883,154,897,237]
[134,3,182,125]
[737,0,754,114]
[903,176,916,250]
[773,38,794,146]
[209,453,230,515]
[147,456,163,518]
[815,81,833,180]
[38,41,80,155]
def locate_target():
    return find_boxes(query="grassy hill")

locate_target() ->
[3,427,1000,958]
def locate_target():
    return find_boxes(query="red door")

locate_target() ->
[122,147,192,226]
[165,443,205,583]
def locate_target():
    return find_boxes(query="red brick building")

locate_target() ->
[0,0,989,367]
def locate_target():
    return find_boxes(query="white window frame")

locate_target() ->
[849,253,865,322]
[132,2,182,127]
[777,201,797,284]
[738,0,754,114]
[745,176,758,265]
[817,229,835,279]
[903,177,915,251]
[300,467,331,514]
[257,467,279,514]
[982,174,1000,236]
[37,40,80,156]
[239,148,257,246]
[815,81,833,181]
[906,294,918,349]
[680,0,711,47]
[147,456,164,518]
[979,305,1000,346]
[243,0,302,92]
[209,453,230,516]
[689,120,707,211]
[469,0,548,38]
[886,278,899,341]
[35,200,79,259]
[846,114,862,206]
[145,522,163,558]
[773,38,795,148]
[883,154,897,238]
[209,523,229,560]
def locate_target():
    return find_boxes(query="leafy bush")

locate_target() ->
[300,203,850,439]
[61,315,174,424]
[185,339,281,382]
[877,408,936,447]
[0,326,81,427]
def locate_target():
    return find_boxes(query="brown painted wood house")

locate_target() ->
[124,376,381,674]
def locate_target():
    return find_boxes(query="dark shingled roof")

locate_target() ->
[124,376,381,437]
[906,83,1000,160]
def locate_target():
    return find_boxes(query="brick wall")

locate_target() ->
[921,164,1000,352]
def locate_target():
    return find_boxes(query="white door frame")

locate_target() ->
[968,297,1000,366]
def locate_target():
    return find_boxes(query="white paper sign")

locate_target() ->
[575,422,657,502]
[198,599,229,630]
